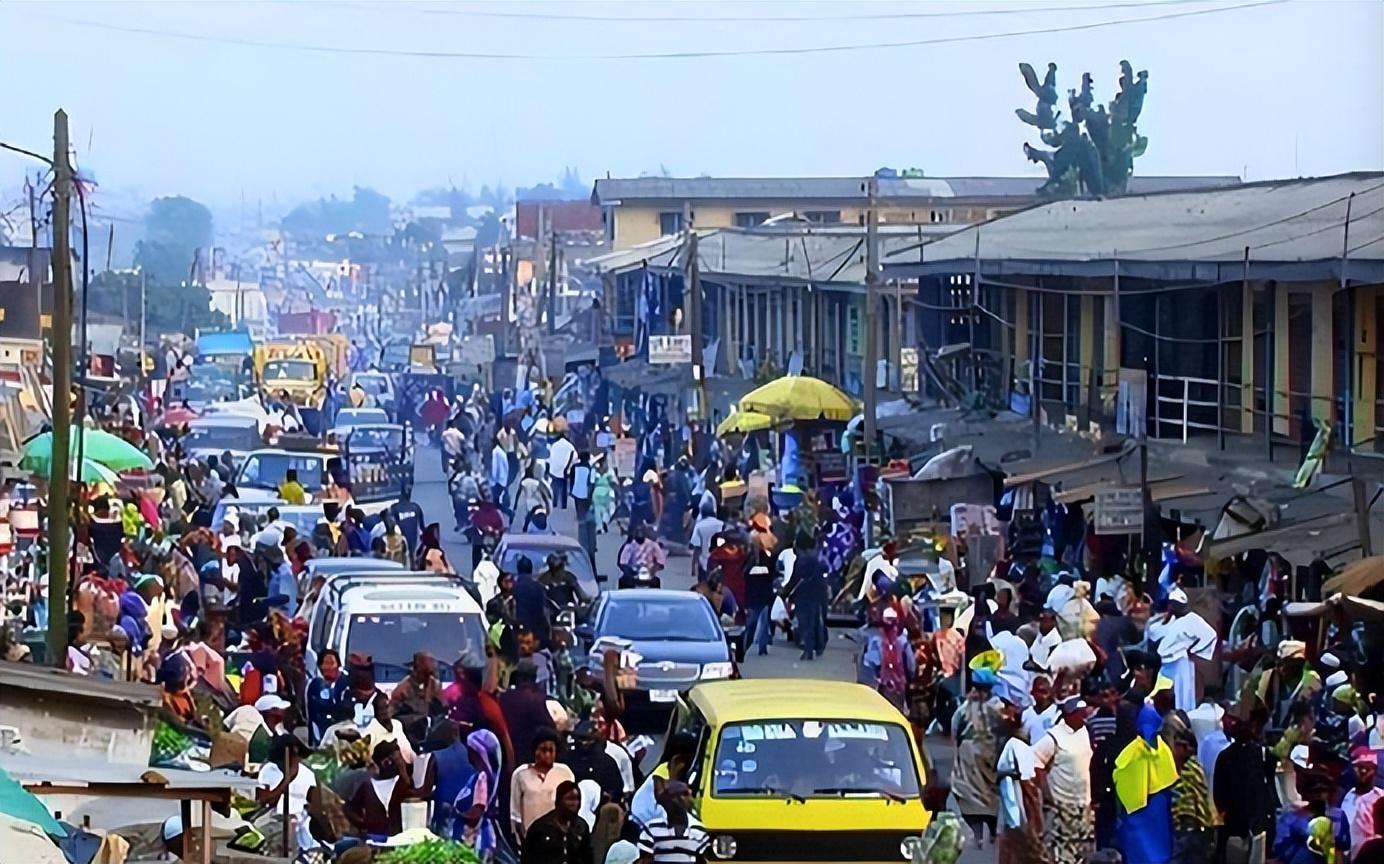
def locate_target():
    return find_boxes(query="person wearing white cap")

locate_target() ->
[1032,696,1094,864]
[1146,586,1217,711]
[1268,640,1321,728]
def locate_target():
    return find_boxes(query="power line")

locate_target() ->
[0,140,53,165]
[299,0,1227,24]
[9,0,1286,61]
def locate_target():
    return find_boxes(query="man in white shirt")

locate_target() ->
[547,433,577,510]
[687,500,724,582]
[256,735,318,852]
[1021,675,1058,745]
[1343,747,1383,859]
[1028,609,1063,672]
[1032,696,1094,864]
[440,421,465,472]
[1147,586,1218,711]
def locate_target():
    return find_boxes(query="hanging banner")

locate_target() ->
[648,334,692,365]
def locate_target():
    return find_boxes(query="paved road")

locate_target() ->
[411,445,989,862]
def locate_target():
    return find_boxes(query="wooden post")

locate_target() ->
[1354,477,1375,558]
[47,110,73,669]
[862,175,880,463]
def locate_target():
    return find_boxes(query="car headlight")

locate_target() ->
[701,662,734,680]
[900,837,923,861]
[712,834,737,859]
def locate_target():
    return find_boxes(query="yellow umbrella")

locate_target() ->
[738,375,856,422]
[1322,555,1384,598]
[716,410,774,436]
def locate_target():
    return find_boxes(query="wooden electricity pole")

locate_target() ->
[862,175,880,465]
[686,227,706,420]
[47,110,73,668]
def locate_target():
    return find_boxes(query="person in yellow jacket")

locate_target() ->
[1112,704,1178,864]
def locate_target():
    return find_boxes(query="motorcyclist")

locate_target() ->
[522,505,557,535]
[540,552,590,611]
[465,497,506,571]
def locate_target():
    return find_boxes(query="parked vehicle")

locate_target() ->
[306,571,487,689]
[182,415,262,467]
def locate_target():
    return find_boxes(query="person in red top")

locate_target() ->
[442,659,514,770]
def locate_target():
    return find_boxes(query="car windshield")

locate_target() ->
[601,596,720,642]
[264,359,317,380]
[185,424,260,452]
[712,719,921,799]
[346,426,404,452]
[237,453,324,490]
[500,546,595,590]
[184,373,240,402]
[355,377,389,395]
[346,612,487,683]
[337,409,389,428]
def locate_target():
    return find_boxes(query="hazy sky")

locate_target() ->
[1,0,1380,210]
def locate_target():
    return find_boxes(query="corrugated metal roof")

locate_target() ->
[0,661,161,707]
[583,226,946,285]
[883,172,1384,283]
[592,175,1241,204]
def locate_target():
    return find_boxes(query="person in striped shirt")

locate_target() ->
[638,780,710,864]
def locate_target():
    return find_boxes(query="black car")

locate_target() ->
[577,589,736,729]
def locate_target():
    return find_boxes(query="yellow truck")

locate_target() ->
[254,340,329,434]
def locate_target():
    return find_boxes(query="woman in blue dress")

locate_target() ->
[452,729,503,861]
[1113,705,1178,864]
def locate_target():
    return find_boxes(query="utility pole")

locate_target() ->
[47,110,73,669]
[862,175,880,467]
[686,227,706,420]
[1353,477,1375,558]
[140,270,149,438]
[547,216,558,335]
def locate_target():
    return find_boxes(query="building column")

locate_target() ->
[1241,279,1255,434]
[1354,285,1379,444]
[1311,283,1334,425]
[1273,282,1290,437]
[1103,284,1120,403]
[1015,287,1030,365]
[1079,294,1094,407]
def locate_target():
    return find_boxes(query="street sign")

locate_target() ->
[648,334,692,365]
[453,335,496,366]
[1094,486,1144,534]
[612,437,637,478]
[1116,368,1148,439]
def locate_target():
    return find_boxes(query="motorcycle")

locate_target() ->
[617,564,662,590]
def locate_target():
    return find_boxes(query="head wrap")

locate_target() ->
[1278,640,1306,660]
[1112,705,1178,813]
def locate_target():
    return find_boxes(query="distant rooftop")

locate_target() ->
[592,174,1242,205]
[883,172,1384,284]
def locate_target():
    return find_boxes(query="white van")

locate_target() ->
[307,571,489,691]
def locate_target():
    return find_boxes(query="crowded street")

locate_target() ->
[1,3,1383,863]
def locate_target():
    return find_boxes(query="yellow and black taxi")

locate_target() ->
[669,678,932,863]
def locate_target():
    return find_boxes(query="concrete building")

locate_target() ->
[882,172,1384,457]
[591,175,1240,250]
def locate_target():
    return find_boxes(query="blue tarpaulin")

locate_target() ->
[196,331,253,357]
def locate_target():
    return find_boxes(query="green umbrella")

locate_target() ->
[79,458,120,485]
[20,429,153,475]
[0,767,65,837]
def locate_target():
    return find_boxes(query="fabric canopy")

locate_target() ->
[738,375,856,422]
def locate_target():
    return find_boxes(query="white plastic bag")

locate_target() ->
[770,596,790,625]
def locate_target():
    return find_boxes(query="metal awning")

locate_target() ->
[1200,511,1355,560]
[1002,444,1135,488]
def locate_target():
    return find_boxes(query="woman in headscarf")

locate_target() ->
[819,498,861,588]
[453,729,503,861]
[1168,722,1216,864]
[415,523,453,574]
[307,648,350,745]
[1112,704,1177,864]
[590,455,617,533]
[995,690,1045,864]
[950,670,1002,849]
